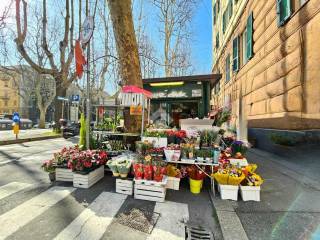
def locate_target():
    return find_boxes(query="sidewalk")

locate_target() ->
[212,145,320,240]
[0,129,60,145]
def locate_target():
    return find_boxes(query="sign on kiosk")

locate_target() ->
[130,105,142,115]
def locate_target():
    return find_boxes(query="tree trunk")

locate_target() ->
[54,85,67,130]
[107,0,142,87]
[107,0,143,133]
[39,108,46,129]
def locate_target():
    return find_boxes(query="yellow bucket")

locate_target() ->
[190,178,203,194]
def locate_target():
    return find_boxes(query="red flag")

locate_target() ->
[75,40,86,79]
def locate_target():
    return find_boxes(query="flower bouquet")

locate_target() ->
[143,155,153,180]
[175,130,186,144]
[166,164,181,178]
[153,160,167,182]
[187,165,206,194]
[166,130,176,144]
[107,160,119,177]
[117,160,132,178]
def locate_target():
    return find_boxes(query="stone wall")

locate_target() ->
[212,0,320,130]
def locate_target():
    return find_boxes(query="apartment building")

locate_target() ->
[0,72,20,116]
[211,0,320,145]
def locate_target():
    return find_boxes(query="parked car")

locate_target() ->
[62,122,80,138]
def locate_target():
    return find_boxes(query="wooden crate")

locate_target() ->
[56,168,73,182]
[134,177,167,202]
[73,166,104,188]
[116,178,133,195]
[166,176,180,190]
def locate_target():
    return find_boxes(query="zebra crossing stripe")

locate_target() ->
[0,186,75,240]
[148,201,189,240]
[0,182,32,200]
[54,192,127,240]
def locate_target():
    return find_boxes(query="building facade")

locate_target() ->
[211,0,320,143]
[0,72,20,116]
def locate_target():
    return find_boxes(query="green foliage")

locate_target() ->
[269,133,297,146]
[200,130,218,147]
[79,113,86,148]
[96,115,121,132]
[143,131,167,138]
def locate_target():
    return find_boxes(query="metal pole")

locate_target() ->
[86,42,91,149]
[141,95,145,137]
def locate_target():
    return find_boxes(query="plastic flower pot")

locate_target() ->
[189,178,203,194]
[49,172,56,182]
[240,185,261,201]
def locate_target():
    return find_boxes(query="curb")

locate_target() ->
[208,189,249,240]
[0,135,62,146]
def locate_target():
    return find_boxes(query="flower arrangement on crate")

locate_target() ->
[146,147,164,158]
[67,149,107,174]
[132,155,167,182]
[164,144,181,161]
[213,166,245,185]
[241,164,263,187]
[53,145,81,168]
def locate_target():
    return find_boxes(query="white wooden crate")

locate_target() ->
[56,168,73,182]
[116,178,133,195]
[134,177,167,202]
[166,176,180,190]
[73,166,104,188]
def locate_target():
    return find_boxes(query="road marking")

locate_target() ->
[54,192,127,240]
[0,186,75,240]
[148,201,189,240]
[0,182,32,200]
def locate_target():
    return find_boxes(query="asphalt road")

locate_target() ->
[0,138,223,240]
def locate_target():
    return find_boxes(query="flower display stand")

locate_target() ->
[219,184,239,201]
[166,176,180,190]
[56,167,73,182]
[141,137,167,148]
[73,166,104,188]
[240,185,261,201]
[134,176,167,202]
[116,178,133,195]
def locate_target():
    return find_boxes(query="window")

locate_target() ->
[222,10,227,33]
[213,4,216,25]
[216,32,220,49]
[214,81,220,94]
[229,0,233,18]
[225,54,231,83]
[277,0,291,26]
[232,36,239,72]
[246,12,254,60]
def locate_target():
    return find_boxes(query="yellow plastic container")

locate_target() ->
[190,178,203,194]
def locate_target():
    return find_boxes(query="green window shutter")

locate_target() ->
[277,0,291,26]
[246,12,253,60]
[222,11,226,33]
[232,36,239,72]
[225,54,230,82]
[216,32,220,49]
[229,0,233,18]
[213,4,216,25]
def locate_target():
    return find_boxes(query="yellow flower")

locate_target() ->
[145,155,152,161]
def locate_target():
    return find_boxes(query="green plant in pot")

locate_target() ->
[117,160,132,178]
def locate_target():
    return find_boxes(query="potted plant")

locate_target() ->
[142,130,168,147]
[153,159,166,182]
[41,160,55,182]
[196,149,204,161]
[164,144,180,161]
[133,157,144,180]
[107,160,120,177]
[187,165,206,194]
[166,130,176,144]
[117,160,132,178]
[143,155,153,180]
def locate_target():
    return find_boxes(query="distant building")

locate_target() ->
[211,0,320,146]
[0,71,21,116]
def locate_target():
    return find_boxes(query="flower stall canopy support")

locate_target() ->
[118,85,152,137]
